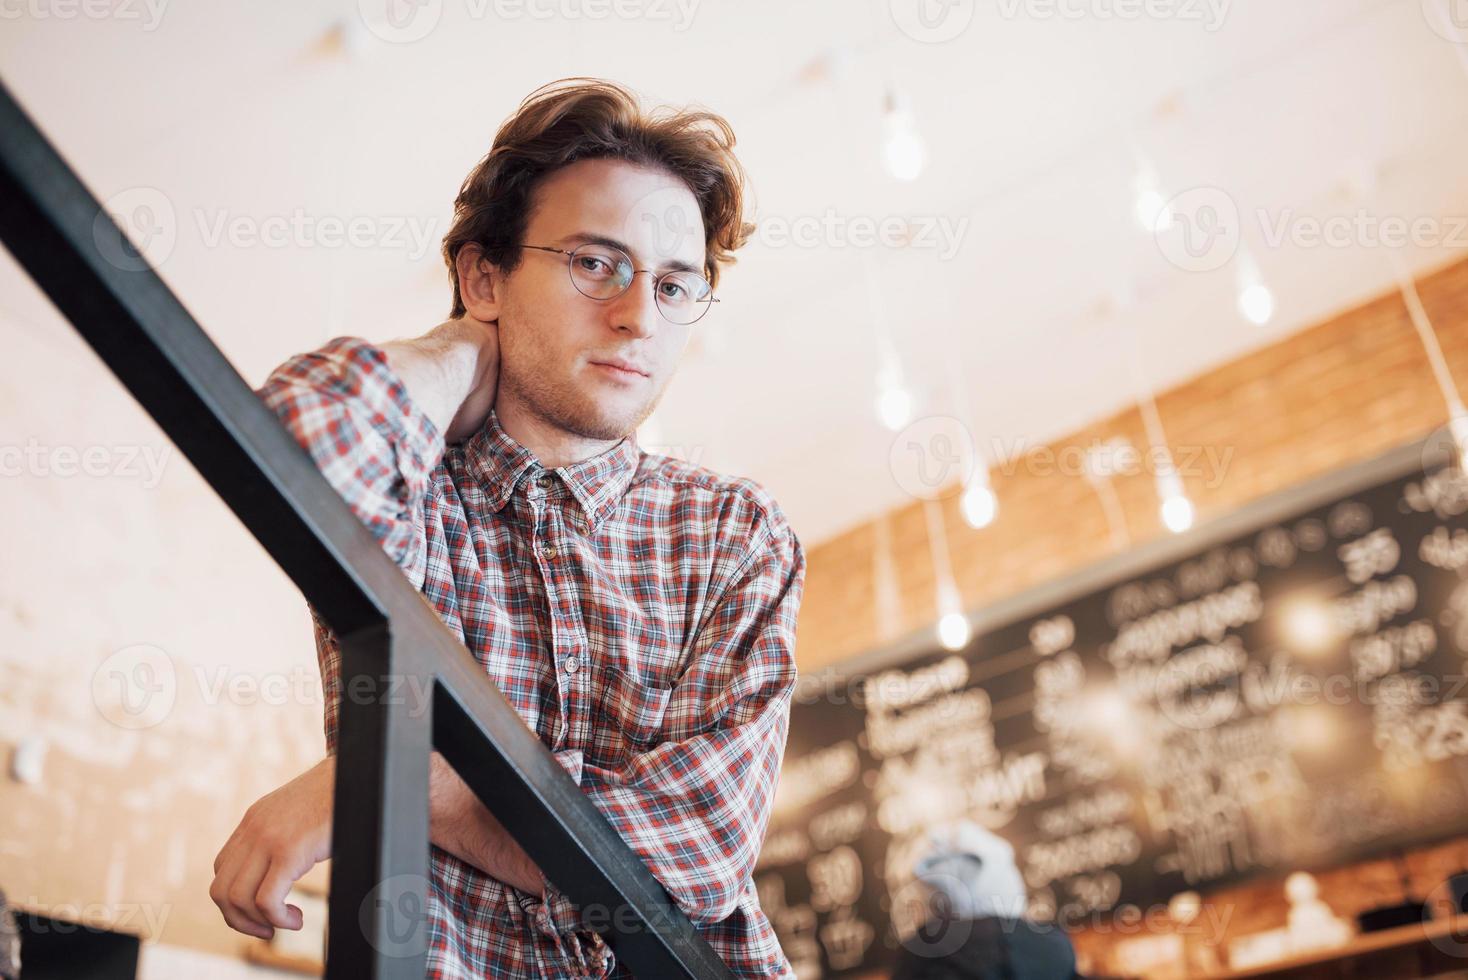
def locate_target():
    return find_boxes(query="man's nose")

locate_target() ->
[609,272,661,338]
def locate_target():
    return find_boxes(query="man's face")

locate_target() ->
[486,157,706,442]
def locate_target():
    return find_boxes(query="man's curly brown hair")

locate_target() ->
[440,77,755,319]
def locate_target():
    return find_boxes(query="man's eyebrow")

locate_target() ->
[558,232,703,276]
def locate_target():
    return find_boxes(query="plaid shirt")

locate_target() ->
[257,337,803,978]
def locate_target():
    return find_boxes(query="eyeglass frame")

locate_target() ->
[496,241,719,325]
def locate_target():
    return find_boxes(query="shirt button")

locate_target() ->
[542,545,558,560]
[564,656,581,674]
[537,474,554,488]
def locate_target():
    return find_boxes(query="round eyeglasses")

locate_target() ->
[511,242,718,326]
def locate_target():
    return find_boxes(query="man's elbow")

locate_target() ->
[670,859,750,927]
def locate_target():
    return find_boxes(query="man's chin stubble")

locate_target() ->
[507,372,650,443]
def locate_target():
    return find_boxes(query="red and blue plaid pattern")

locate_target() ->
[257,337,803,978]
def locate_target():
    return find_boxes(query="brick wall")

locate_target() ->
[795,257,1468,674]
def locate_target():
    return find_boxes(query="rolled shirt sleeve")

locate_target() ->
[255,335,443,590]
[255,336,444,754]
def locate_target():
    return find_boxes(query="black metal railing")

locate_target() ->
[0,78,733,979]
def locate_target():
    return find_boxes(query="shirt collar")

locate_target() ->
[463,408,642,531]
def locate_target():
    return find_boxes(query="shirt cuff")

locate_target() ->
[534,877,585,937]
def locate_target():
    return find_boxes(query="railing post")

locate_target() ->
[326,623,432,978]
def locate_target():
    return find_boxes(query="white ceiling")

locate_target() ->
[3,0,1468,546]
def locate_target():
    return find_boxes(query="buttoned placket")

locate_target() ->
[528,468,588,752]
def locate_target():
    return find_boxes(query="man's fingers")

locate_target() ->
[218,903,273,941]
[223,849,276,935]
[256,854,308,930]
[210,863,272,940]
[209,840,247,926]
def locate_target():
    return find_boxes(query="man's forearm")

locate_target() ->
[428,751,545,895]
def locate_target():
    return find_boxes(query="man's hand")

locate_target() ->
[381,315,501,443]
[441,316,501,443]
[210,757,334,940]
[212,752,546,940]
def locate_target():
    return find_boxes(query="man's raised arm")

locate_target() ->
[208,316,503,942]
[254,316,497,585]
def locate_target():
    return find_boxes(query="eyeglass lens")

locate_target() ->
[566,243,713,325]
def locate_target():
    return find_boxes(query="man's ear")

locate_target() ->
[455,243,503,322]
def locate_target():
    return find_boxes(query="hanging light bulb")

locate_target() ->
[924,499,971,651]
[1237,282,1275,325]
[1133,174,1171,233]
[1450,405,1468,471]
[1235,250,1275,326]
[882,86,927,182]
[961,479,997,529]
[874,356,913,431]
[1156,468,1194,533]
[1161,493,1195,533]
[938,610,971,650]
[875,383,912,431]
[936,581,971,651]
[1132,333,1194,534]
[1131,151,1173,234]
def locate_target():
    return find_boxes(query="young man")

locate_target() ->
[207,78,804,978]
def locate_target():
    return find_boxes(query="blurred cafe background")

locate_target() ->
[5,0,1468,977]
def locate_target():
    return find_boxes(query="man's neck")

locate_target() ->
[493,393,625,470]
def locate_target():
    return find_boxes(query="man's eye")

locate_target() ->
[659,280,688,300]
[578,256,613,276]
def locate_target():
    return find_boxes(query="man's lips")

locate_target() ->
[590,360,649,378]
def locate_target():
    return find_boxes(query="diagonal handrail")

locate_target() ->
[0,77,733,979]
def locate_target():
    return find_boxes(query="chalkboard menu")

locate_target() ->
[756,442,1468,977]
